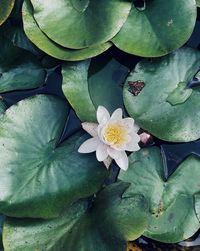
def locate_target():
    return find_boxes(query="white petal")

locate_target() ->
[107,147,119,159]
[111,134,132,151]
[134,123,140,133]
[97,124,105,141]
[96,143,108,161]
[107,148,129,171]
[122,117,134,130]
[130,132,140,143]
[111,108,123,120]
[78,137,100,153]
[125,141,140,152]
[82,122,98,137]
[115,151,129,171]
[119,132,140,151]
[97,106,110,124]
[122,118,140,133]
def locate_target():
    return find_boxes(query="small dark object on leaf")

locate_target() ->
[128,80,145,96]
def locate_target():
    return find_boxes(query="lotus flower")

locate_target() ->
[78,106,140,170]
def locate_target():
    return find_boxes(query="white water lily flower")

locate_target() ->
[78,106,140,171]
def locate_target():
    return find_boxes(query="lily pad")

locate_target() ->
[124,47,200,142]
[0,31,46,93]
[0,101,6,115]
[22,0,112,61]
[2,22,60,69]
[3,182,148,251]
[194,193,200,222]
[88,57,130,114]
[0,95,107,218]
[30,0,131,49]
[3,24,43,57]
[62,60,96,122]
[112,0,196,57]
[119,147,200,243]
[0,0,15,26]
[62,56,131,122]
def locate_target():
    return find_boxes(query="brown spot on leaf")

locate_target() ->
[128,80,145,96]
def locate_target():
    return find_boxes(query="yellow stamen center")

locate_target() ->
[104,124,127,145]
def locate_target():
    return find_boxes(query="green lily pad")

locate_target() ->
[30,0,131,49]
[62,56,131,122]
[22,0,112,61]
[124,47,200,142]
[194,193,200,222]
[112,0,196,57]
[0,95,107,219]
[0,100,6,115]
[0,30,46,93]
[119,147,200,243]
[3,24,43,57]
[62,60,96,122]
[2,22,60,70]
[88,57,130,114]
[3,182,148,251]
[0,0,15,26]
[3,0,44,57]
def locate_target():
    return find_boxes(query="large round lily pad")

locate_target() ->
[0,0,15,26]
[30,0,131,49]
[119,147,200,243]
[62,56,132,122]
[124,47,200,142]
[112,0,196,57]
[0,95,107,218]
[3,182,148,251]
[22,0,112,61]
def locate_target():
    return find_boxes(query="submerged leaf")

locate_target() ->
[0,30,46,93]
